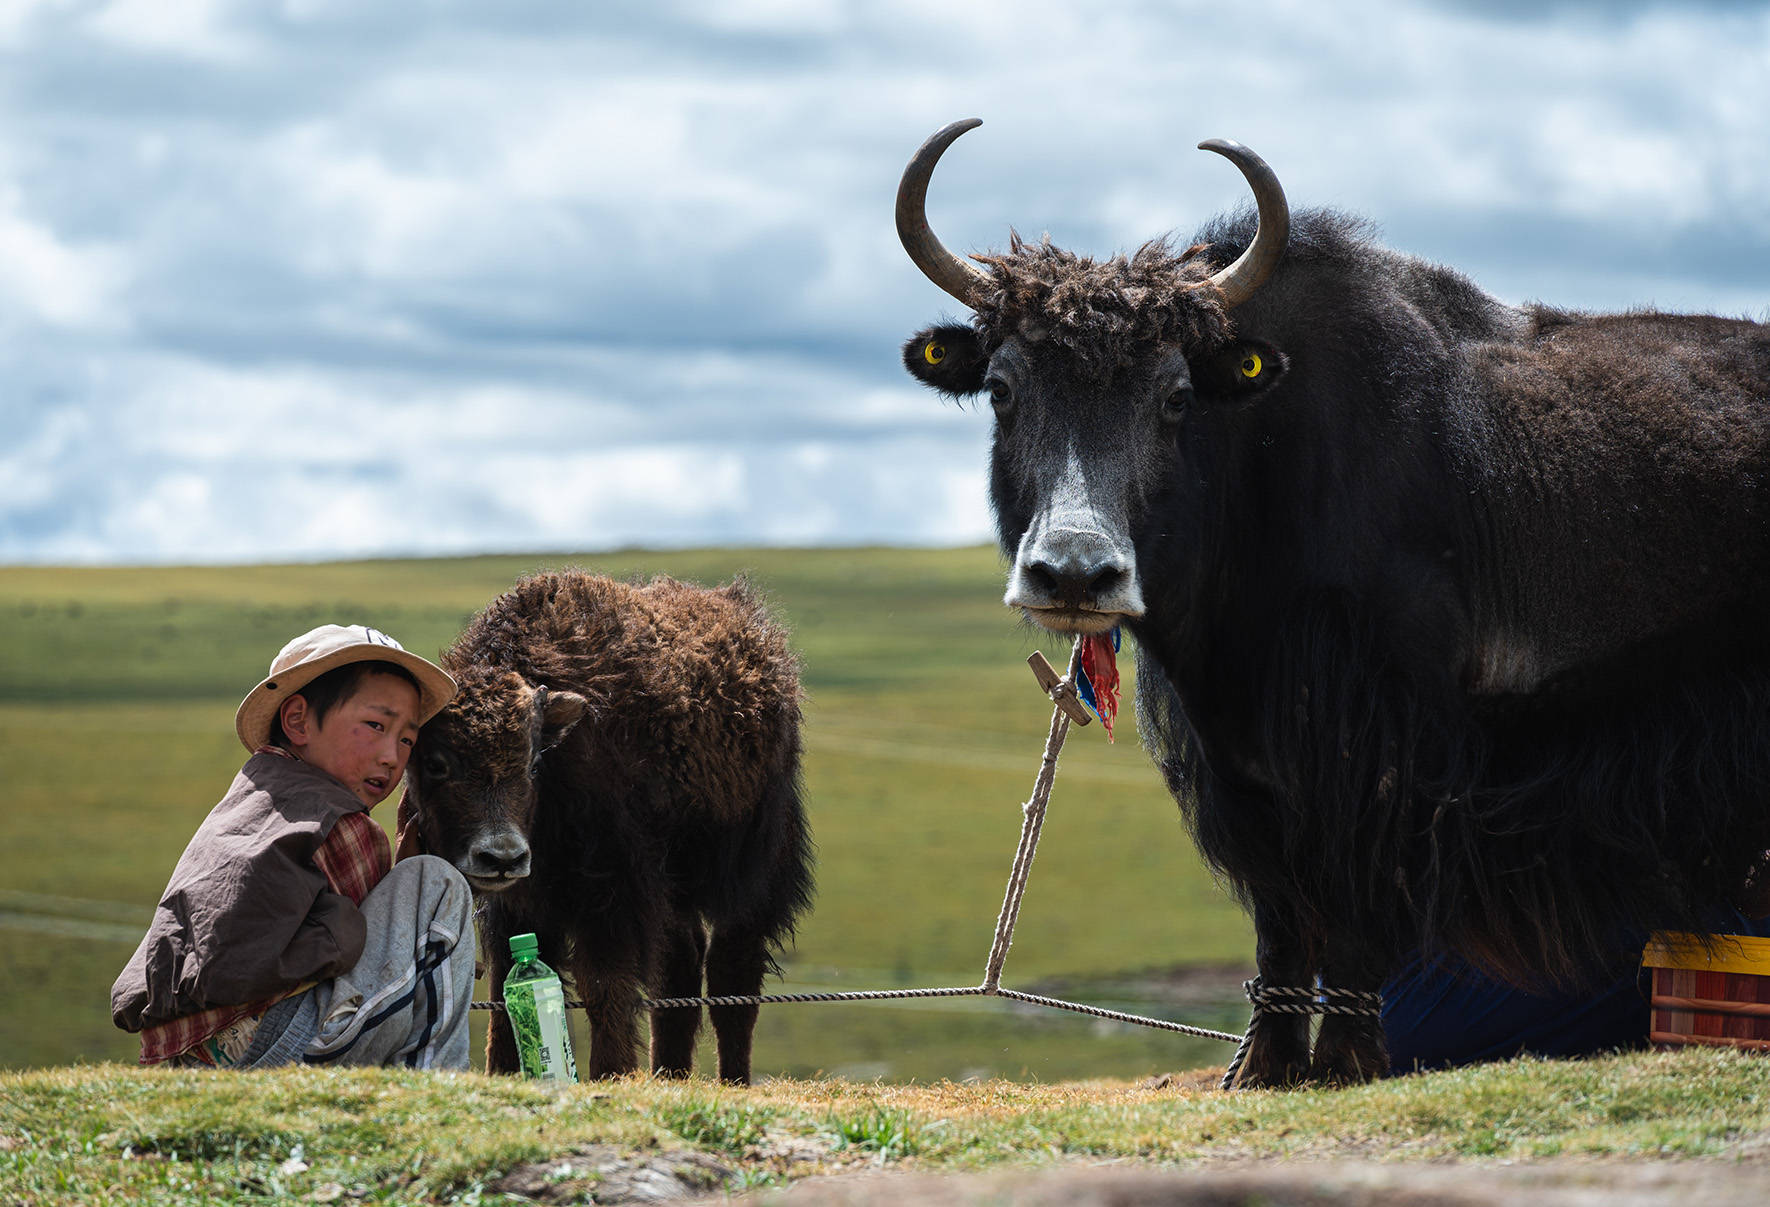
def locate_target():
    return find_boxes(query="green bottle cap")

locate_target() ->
[509,932,539,961]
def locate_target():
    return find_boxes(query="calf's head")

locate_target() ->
[897,119,1290,635]
[401,667,588,892]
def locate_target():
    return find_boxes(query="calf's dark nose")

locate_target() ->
[467,830,531,879]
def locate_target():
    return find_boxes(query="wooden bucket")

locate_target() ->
[1642,932,1770,1051]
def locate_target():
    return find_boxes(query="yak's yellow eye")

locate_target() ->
[1240,352,1263,379]
[925,342,946,365]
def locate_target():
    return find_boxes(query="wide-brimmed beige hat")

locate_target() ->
[234,624,457,752]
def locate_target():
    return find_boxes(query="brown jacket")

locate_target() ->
[111,753,370,1032]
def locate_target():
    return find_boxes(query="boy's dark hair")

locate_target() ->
[269,660,422,747]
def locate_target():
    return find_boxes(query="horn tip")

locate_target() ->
[1197,137,1244,155]
[912,118,985,164]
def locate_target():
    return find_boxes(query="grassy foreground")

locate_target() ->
[6,1049,1770,1203]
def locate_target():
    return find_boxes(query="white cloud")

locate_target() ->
[0,188,126,328]
[0,337,994,563]
[83,0,255,60]
[0,0,1766,563]
[269,123,484,280]
[0,0,70,43]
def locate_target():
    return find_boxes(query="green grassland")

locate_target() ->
[0,547,1252,1081]
[9,550,1768,1205]
[6,1050,1770,1204]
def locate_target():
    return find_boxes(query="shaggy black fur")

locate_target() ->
[903,199,1770,1088]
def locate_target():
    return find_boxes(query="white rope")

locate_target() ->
[981,638,1082,991]
[476,983,1244,1046]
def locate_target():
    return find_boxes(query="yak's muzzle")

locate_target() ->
[1006,517,1145,633]
[460,826,531,892]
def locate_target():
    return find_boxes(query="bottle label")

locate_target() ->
[508,977,577,1083]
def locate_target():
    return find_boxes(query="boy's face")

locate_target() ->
[278,671,423,808]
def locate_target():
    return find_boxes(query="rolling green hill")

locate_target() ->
[0,547,1252,1080]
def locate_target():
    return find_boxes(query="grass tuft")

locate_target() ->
[822,1104,921,1160]
[654,1098,774,1154]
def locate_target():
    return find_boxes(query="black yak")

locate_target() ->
[896,118,1770,1087]
[396,571,813,1083]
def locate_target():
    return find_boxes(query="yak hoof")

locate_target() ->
[1226,1024,1310,1090]
[1308,1029,1389,1086]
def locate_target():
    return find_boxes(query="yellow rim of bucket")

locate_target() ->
[1642,932,1770,976]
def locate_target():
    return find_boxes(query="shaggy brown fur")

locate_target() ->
[398,571,812,1083]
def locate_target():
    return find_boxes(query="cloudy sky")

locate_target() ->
[2,0,1766,564]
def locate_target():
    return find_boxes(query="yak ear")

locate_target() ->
[902,324,988,398]
[535,687,590,752]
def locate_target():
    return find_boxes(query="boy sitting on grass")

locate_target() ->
[112,625,477,1070]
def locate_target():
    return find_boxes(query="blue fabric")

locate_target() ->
[1382,909,1770,1073]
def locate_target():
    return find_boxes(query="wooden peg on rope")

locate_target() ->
[1027,651,1092,726]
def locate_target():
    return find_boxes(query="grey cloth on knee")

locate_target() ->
[242,854,475,1070]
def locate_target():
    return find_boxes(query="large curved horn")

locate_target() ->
[897,118,994,307]
[1196,139,1290,310]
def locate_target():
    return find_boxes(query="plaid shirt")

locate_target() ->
[138,750,392,1066]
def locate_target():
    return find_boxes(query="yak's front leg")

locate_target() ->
[1309,935,1390,1084]
[1226,899,1316,1089]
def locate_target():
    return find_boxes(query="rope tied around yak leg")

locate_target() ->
[1219,976,1386,1090]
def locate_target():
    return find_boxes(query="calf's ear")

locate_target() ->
[538,688,590,751]
[903,324,987,397]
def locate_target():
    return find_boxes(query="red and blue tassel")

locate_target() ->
[1075,627,1121,741]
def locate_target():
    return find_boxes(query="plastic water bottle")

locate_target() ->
[503,932,577,1083]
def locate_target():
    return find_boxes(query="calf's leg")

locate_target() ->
[648,921,708,1078]
[478,909,520,1074]
[704,923,769,1086]
[568,944,645,1080]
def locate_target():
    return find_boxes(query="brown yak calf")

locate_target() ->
[396,570,813,1083]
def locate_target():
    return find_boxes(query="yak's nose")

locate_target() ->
[1006,525,1146,619]
[465,829,531,882]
